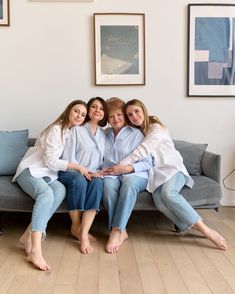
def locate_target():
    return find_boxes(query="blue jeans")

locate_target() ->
[58,170,104,211]
[16,168,66,235]
[152,172,201,231]
[103,175,148,231]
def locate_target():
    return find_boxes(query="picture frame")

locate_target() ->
[94,13,145,86]
[30,0,94,2]
[188,4,235,97]
[0,0,10,26]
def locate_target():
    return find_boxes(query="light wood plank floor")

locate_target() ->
[0,207,235,294]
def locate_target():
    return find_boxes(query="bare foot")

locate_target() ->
[27,250,51,271]
[80,235,94,254]
[204,228,228,250]
[106,229,128,254]
[19,230,32,255]
[71,226,96,242]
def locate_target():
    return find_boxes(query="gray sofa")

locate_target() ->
[0,138,222,233]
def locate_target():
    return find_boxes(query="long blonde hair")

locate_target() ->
[42,99,87,136]
[125,99,164,135]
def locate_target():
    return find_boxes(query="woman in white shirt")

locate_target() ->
[59,97,107,255]
[14,100,88,271]
[108,99,227,250]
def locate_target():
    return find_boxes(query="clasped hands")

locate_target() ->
[70,163,133,180]
[92,164,134,178]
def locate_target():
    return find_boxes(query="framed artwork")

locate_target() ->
[30,0,94,2]
[188,4,235,97]
[94,13,145,86]
[0,0,10,26]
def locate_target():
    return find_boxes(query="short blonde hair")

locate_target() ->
[106,97,125,114]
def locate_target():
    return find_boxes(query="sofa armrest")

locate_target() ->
[201,151,221,182]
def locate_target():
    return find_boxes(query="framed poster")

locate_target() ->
[30,0,94,2]
[94,13,145,85]
[188,4,235,97]
[0,0,10,26]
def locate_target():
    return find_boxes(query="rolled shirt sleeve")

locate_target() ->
[132,156,153,173]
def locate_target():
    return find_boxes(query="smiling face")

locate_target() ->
[126,104,145,127]
[68,103,87,128]
[108,109,125,134]
[88,99,105,124]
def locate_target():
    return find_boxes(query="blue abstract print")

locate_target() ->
[195,17,235,85]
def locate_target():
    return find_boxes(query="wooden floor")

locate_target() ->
[1,207,235,294]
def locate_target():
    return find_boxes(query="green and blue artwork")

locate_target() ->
[0,0,3,20]
[100,25,139,75]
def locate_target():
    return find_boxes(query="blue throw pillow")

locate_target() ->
[173,140,208,176]
[0,130,29,175]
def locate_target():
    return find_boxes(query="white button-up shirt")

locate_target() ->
[120,124,194,193]
[13,125,69,182]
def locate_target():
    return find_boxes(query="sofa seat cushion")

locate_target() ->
[182,175,222,208]
[0,175,221,214]
[0,176,67,212]
[133,191,155,210]
[133,175,222,210]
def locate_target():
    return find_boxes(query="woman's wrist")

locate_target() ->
[126,164,134,173]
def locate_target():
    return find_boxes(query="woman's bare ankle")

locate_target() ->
[71,225,96,242]
[19,230,32,254]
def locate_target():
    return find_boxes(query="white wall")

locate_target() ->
[1,0,235,205]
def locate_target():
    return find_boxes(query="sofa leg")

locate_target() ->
[0,211,5,235]
[174,224,181,233]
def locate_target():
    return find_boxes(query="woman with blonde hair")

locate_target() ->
[14,99,88,271]
[106,99,227,250]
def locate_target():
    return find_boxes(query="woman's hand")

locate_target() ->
[67,162,92,180]
[76,165,92,180]
[91,170,105,178]
[101,164,134,176]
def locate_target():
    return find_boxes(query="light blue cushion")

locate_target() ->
[0,130,29,176]
[173,140,208,176]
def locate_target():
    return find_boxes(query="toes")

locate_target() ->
[27,254,51,271]
[80,238,93,254]
[217,239,228,250]
[207,230,228,250]
[106,244,120,254]
[81,245,93,254]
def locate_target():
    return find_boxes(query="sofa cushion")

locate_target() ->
[181,175,222,208]
[0,130,29,176]
[0,175,66,212]
[173,140,207,175]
